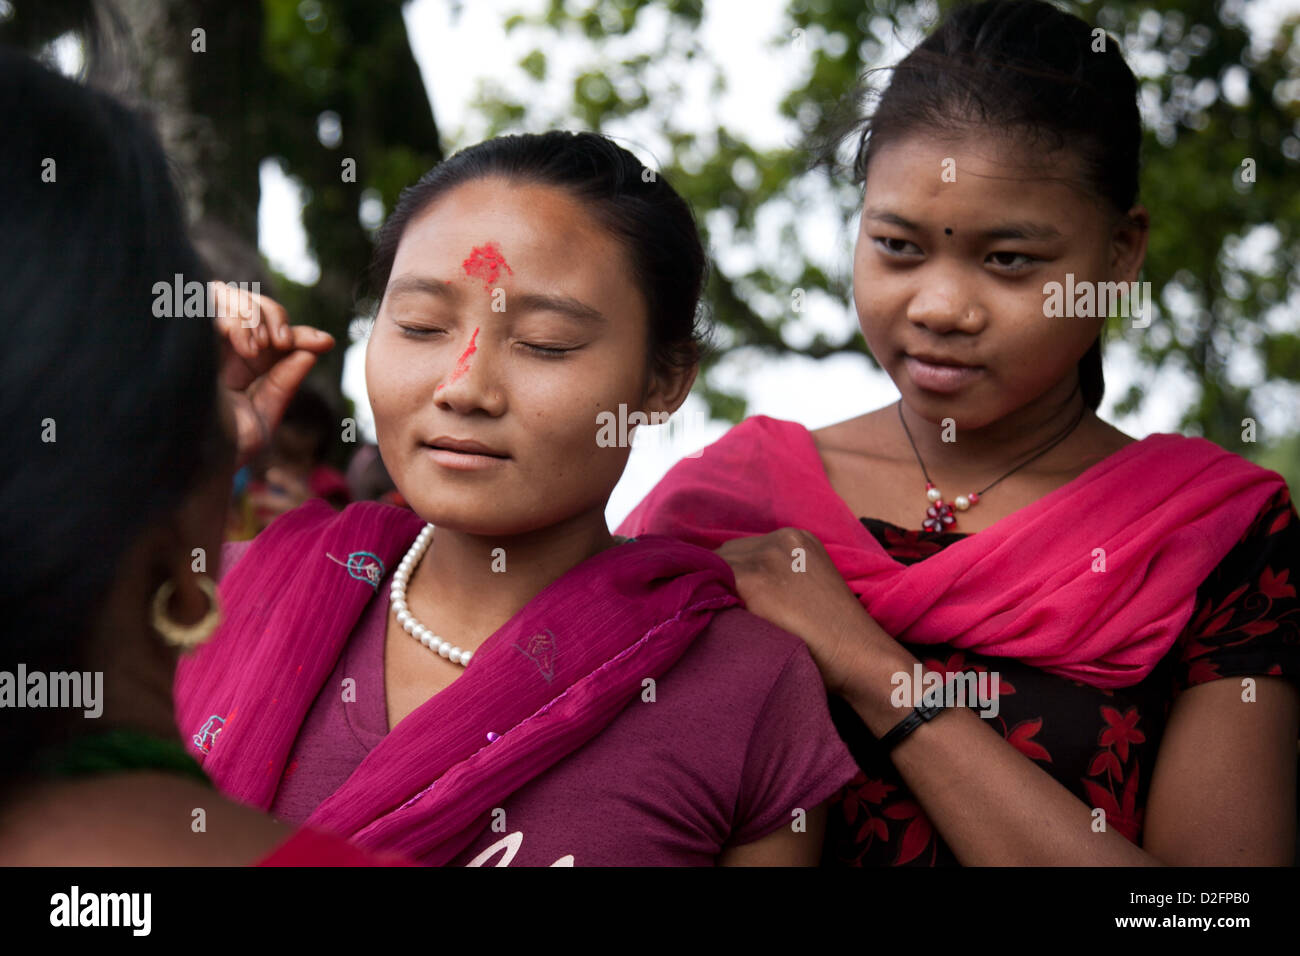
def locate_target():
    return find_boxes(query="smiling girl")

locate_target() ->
[620,0,1299,864]
[174,131,857,866]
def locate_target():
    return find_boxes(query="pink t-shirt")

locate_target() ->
[220,540,858,866]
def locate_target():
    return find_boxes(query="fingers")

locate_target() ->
[252,290,292,349]
[209,281,302,356]
[221,324,334,470]
[210,283,259,359]
[248,349,322,439]
[289,325,335,353]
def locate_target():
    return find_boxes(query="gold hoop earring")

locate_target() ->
[151,574,222,650]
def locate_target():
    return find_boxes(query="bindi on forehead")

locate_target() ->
[462,241,513,291]
[944,227,953,236]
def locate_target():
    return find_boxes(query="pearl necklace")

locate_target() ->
[389,523,473,667]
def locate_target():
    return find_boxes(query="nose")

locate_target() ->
[433,327,506,415]
[905,270,987,337]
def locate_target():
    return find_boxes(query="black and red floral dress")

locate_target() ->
[823,485,1300,866]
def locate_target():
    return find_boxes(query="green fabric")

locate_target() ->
[36,728,213,787]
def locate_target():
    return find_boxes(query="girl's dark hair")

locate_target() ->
[368,131,708,377]
[0,49,232,780]
[833,0,1142,411]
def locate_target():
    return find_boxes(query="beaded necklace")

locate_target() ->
[897,388,1086,533]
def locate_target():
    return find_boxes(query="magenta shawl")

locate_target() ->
[174,499,739,865]
[617,415,1287,689]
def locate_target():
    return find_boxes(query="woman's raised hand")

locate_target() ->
[210,281,335,470]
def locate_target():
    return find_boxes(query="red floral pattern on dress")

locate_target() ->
[836,772,897,860]
[1007,717,1052,763]
[825,486,1300,867]
[1082,705,1146,841]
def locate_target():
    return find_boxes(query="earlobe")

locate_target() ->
[1112,205,1150,281]
[644,362,699,419]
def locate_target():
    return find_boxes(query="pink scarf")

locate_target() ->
[174,500,739,865]
[617,415,1286,688]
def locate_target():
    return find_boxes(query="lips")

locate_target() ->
[424,437,509,458]
[905,351,980,369]
[902,354,985,394]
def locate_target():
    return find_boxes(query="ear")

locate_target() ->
[1110,204,1149,285]
[643,361,698,419]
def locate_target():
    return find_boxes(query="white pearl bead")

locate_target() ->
[954,495,970,511]
[388,524,468,667]
[926,487,942,502]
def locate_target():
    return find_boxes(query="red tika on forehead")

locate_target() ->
[462,242,513,291]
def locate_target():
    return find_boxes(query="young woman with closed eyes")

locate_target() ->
[175,131,858,866]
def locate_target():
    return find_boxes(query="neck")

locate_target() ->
[75,578,191,744]
[899,376,1090,480]
[407,508,615,654]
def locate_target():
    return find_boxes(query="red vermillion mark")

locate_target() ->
[462,241,513,290]
[436,326,480,392]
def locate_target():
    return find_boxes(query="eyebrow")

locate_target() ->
[383,276,608,325]
[511,292,608,325]
[384,276,455,302]
[864,207,1063,242]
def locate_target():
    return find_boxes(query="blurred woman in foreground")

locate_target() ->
[0,49,406,865]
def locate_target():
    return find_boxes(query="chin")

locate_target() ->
[407,500,550,537]
[897,387,990,426]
